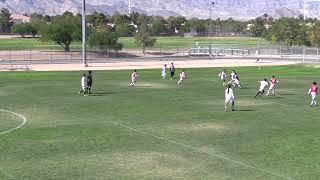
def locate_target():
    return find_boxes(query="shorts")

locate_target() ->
[87,81,92,88]
[269,84,275,90]
[225,96,234,103]
[170,71,175,77]
[311,92,317,100]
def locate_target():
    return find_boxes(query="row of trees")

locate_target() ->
[2,8,320,51]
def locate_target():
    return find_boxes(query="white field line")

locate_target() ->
[0,109,27,135]
[107,121,294,180]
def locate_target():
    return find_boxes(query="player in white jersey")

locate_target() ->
[228,70,241,88]
[266,75,278,96]
[233,73,241,88]
[218,69,227,86]
[161,64,167,79]
[178,70,187,85]
[255,78,269,97]
[130,69,139,87]
[79,73,88,96]
[225,84,235,111]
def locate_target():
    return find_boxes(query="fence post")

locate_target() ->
[317,48,319,64]
[50,51,53,64]
[302,46,305,64]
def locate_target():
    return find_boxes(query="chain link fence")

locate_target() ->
[0,45,319,67]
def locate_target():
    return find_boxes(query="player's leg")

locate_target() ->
[225,101,228,111]
[231,101,235,111]
[255,91,261,97]
[266,87,271,96]
[260,90,265,96]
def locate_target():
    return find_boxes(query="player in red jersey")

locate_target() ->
[266,75,278,96]
[308,81,318,106]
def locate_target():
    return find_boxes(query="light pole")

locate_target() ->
[82,0,88,67]
[302,0,307,64]
[128,0,132,14]
[209,2,215,59]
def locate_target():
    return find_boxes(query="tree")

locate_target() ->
[308,23,320,47]
[0,8,13,33]
[151,16,168,35]
[250,17,267,37]
[40,15,81,51]
[115,23,136,37]
[264,18,309,46]
[88,29,122,53]
[11,23,28,37]
[135,22,156,54]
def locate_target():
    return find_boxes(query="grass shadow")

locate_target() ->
[89,92,115,96]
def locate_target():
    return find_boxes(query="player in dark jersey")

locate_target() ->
[86,71,93,94]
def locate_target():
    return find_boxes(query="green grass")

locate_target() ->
[0,36,269,51]
[0,38,81,51]
[0,65,320,179]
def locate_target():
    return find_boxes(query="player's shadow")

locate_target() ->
[279,93,294,96]
[236,109,254,112]
[90,92,115,96]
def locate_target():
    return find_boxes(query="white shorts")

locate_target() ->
[82,85,87,91]
[269,84,275,90]
[234,80,240,85]
[311,92,317,100]
[259,87,266,91]
[161,72,166,77]
[225,96,234,103]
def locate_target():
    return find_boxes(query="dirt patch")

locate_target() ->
[1,59,299,72]
[110,152,190,178]
[170,122,228,132]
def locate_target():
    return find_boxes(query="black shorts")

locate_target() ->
[170,71,175,77]
[87,81,92,87]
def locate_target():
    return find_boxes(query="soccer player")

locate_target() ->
[228,70,241,88]
[130,69,139,87]
[233,73,241,88]
[86,70,93,94]
[266,75,278,96]
[225,84,235,111]
[170,63,175,80]
[308,81,318,106]
[79,73,88,96]
[178,69,187,85]
[218,69,227,86]
[255,78,269,97]
[161,64,167,79]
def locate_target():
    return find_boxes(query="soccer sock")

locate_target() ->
[255,91,261,97]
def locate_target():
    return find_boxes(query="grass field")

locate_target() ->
[0,65,319,179]
[0,36,269,51]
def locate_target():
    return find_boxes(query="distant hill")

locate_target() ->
[1,0,320,20]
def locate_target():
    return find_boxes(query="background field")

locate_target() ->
[0,36,270,51]
[0,65,319,179]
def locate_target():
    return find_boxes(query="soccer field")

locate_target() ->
[0,65,319,180]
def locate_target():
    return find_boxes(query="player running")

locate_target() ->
[86,70,93,94]
[170,63,175,80]
[129,69,139,87]
[255,78,269,97]
[79,73,88,96]
[228,70,241,88]
[218,69,227,86]
[308,81,318,106]
[225,84,235,111]
[266,75,278,96]
[161,64,167,79]
[178,69,187,85]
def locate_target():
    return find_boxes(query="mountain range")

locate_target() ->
[1,0,320,20]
